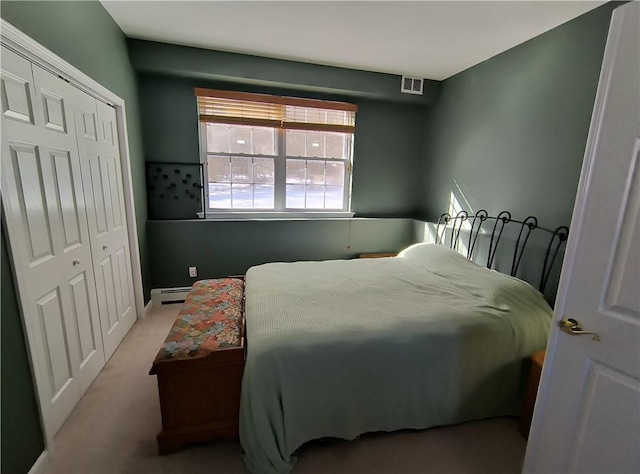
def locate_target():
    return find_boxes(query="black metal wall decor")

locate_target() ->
[146,162,205,220]
[435,210,569,294]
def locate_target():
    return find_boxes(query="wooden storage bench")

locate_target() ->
[150,278,245,454]
[519,350,546,438]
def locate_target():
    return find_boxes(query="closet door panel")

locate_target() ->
[1,66,34,124]
[96,101,135,335]
[105,156,124,230]
[37,288,72,398]
[31,66,105,397]
[1,51,79,437]
[35,286,78,435]
[75,89,122,361]
[40,86,68,134]
[51,150,81,249]
[115,246,133,317]
[84,154,109,236]
[98,255,119,332]
[68,271,98,365]
[74,90,136,360]
[9,142,55,263]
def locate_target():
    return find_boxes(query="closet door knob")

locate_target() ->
[102,245,108,251]
[72,259,80,266]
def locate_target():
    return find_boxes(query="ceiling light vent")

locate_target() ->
[401,76,424,95]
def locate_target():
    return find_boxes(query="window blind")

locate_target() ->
[195,88,357,133]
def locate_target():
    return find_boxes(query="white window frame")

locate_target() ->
[199,123,355,219]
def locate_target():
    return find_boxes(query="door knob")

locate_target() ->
[72,259,80,266]
[559,318,601,341]
[102,245,108,251]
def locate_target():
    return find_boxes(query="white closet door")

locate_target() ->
[95,100,136,338]
[1,48,105,435]
[73,89,135,361]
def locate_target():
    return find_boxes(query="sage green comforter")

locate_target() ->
[240,244,552,473]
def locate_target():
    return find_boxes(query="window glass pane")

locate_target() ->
[208,156,231,183]
[209,124,275,155]
[206,124,230,153]
[231,184,253,208]
[251,127,275,155]
[254,158,274,184]
[285,130,306,157]
[326,162,345,186]
[307,160,325,185]
[209,183,231,208]
[231,156,252,183]
[254,184,274,209]
[208,158,275,209]
[284,159,347,209]
[325,133,347,159]
[325,186,344,209]
[230,126,252,154]
[286,159,306,184]
[286,131,350,159]
[305,185,325,208]
[305,132,325,158]
[286,184,305,208]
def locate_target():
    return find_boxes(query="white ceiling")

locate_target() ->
[101,1,606,81]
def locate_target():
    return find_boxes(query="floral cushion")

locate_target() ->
[154,278,244,362]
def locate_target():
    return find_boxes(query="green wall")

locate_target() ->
[138,73,426,217]
[1,232,44,474]
[149,219,418,288]
[135,53,427,289]
[420,2,620,230]
[128,39,440,105]
[1,1,148,472]
[351,100,424,216]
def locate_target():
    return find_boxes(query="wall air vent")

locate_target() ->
[401,76,424,95]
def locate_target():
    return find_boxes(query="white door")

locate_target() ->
[72,89,135,361]
[523,3,639,473]
[1,48,105,435]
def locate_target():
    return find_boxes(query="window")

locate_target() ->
[196,88,357,217]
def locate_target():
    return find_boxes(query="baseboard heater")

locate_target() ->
[150,287,192,307]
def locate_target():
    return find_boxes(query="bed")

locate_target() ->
[239,239,556,473]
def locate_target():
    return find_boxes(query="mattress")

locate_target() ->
[239,243,552,473]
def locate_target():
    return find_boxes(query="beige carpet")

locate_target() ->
[46,304,527,474]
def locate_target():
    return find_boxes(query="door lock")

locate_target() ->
[559,318,601,341]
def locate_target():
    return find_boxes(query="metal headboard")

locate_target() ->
[435,210,569,293]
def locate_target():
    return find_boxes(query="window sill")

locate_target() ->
[197,211,355,221]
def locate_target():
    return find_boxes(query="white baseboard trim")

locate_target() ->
[28,450,50,474]
[143,300,153,318]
